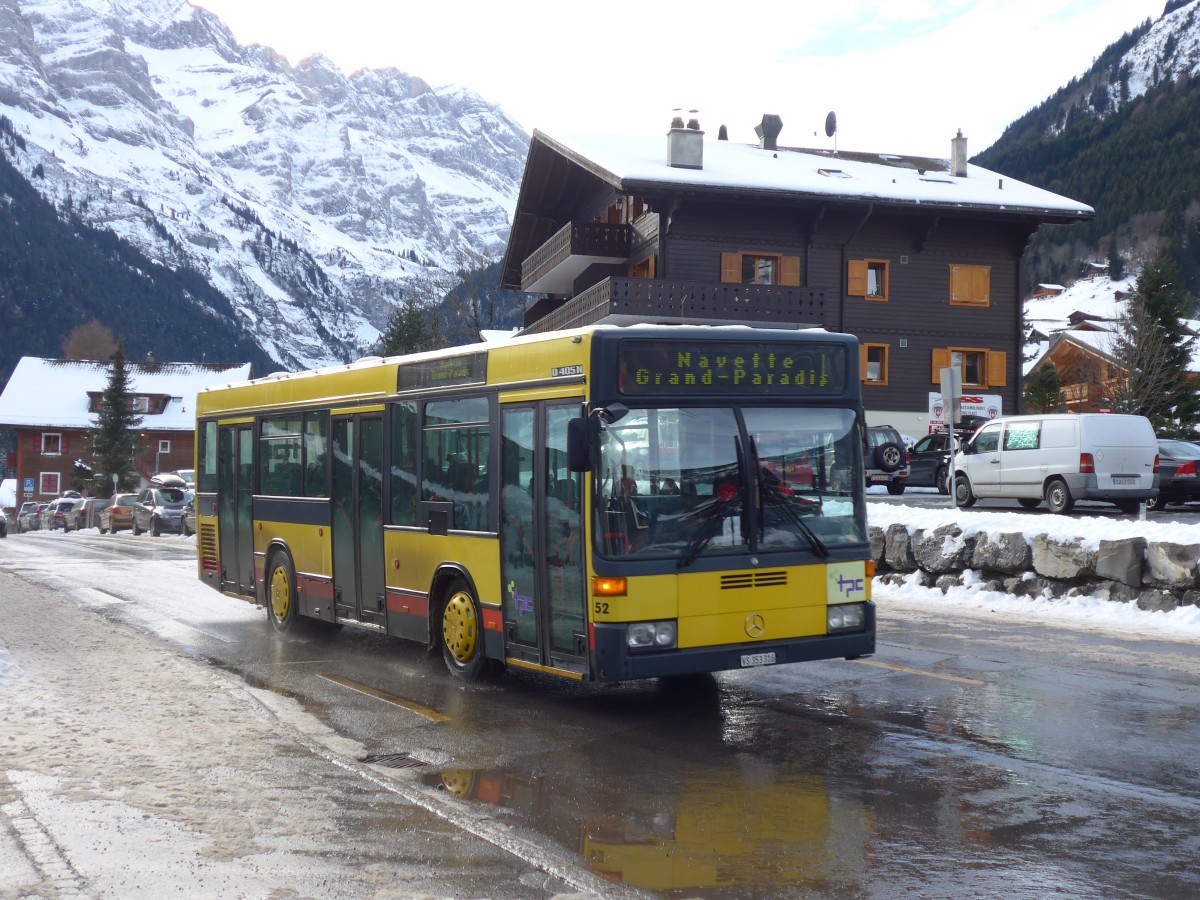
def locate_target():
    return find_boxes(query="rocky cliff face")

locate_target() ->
[0,0,528,368]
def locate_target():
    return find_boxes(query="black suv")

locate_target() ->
[865,425,910,494]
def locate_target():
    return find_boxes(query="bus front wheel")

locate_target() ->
[439,579,499,682]
[267,553,299,633]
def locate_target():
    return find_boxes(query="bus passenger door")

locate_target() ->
[331,415,386,626]
[500,403,587,672]
[217,424,254,596]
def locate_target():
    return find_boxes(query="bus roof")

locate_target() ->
[196,322,854,417]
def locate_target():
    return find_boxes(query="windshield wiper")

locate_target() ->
[759,481,830,558]
[677,492,740,569]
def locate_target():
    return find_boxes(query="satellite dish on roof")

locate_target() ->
[824,111,837,138]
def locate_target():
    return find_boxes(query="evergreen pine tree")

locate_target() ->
[1111,256,1200,436]
[379,300,439,356]
[1023,364,1067,413]
[1107,240,1125,282]
[89,345,143,496]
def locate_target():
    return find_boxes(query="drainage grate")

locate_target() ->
[358,752,427,770]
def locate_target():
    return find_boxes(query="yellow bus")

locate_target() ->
[194,324,874,683]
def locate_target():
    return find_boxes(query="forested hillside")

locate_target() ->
[0,119,279,392]
[975,1,1200,299]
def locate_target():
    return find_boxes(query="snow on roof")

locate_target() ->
[538,129,1095,218]
[0,358,253,430]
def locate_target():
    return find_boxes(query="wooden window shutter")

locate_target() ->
[931,348,951,383]
[859,345,869,381]
[720,252,739,283]
[780,256,801,286]
[987,350,1007,387]
[949,265,967,303]
[61,435,68,454]
[847,259,867,296]
[975,266,991,304]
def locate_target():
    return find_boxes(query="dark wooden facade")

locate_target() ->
[500,125,1093,424]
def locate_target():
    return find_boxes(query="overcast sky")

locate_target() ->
[191,0,1166,157]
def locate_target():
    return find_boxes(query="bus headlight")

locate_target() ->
[827,603,866,633]
[626,620,678,651]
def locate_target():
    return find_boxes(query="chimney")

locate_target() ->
[755,114,783,151]
[951,129,968,177]
[667,117,704,169]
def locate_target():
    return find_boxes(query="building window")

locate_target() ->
[158,440,171,454]
[39,472,60,495]
[860,343,889,385]
[743,254,776,284]
[848,259,889,301]
[129,396,150,413]
[41,433,62,456]
[720,252,800,286]
[949,264,991,306]
[931,347,1007,388]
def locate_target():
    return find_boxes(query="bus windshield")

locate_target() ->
[595,406,865,562]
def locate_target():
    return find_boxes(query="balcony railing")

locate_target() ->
[522,277,832,333]
[521,221,632,293]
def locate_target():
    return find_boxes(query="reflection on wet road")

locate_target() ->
[7,532,1200,898]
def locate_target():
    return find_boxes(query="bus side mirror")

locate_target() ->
[567,417,591,472]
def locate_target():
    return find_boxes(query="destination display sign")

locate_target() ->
[396,352,487,392]
[617,340,848,396]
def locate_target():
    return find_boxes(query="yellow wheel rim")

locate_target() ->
[440,769,477,798]
[270,566,291,622]
[442,591,478,664]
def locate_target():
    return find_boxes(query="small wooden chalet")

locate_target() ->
[0,357,251,506]
[1028,322,1200,414]
[1026,329,1122,413]
[500,116,1094,432]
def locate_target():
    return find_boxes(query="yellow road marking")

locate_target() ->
[319,674,451,722]
[852,658,985,685]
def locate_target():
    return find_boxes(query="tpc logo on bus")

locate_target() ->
[825,562,867,603]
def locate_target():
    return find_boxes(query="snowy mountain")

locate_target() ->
[0,0,529,369]
[975,1,1200,294]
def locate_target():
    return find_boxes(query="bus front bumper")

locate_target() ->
[590,602,875,683]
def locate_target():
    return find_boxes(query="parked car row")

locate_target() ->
[10,474,195,538]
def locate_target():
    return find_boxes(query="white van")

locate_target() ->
[954,413,1159,514]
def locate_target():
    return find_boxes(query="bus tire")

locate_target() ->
[439,578,499,682]
[266,552,299,633]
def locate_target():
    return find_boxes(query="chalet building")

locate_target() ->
[1028,324,1200,414]
[1030,283,1066,299]
[0,358,251,507]
[1026,330,1122,413]
[499,116,1094,436]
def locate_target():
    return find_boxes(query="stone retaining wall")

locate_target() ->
[869,523,1200,612]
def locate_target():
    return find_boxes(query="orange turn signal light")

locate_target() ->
[865,560,876,578]
[592,576,627,597]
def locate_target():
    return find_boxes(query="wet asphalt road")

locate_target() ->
[6,529,1200,899]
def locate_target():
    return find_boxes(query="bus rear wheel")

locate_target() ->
[267,553,299,633]
[439,578,499,682]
